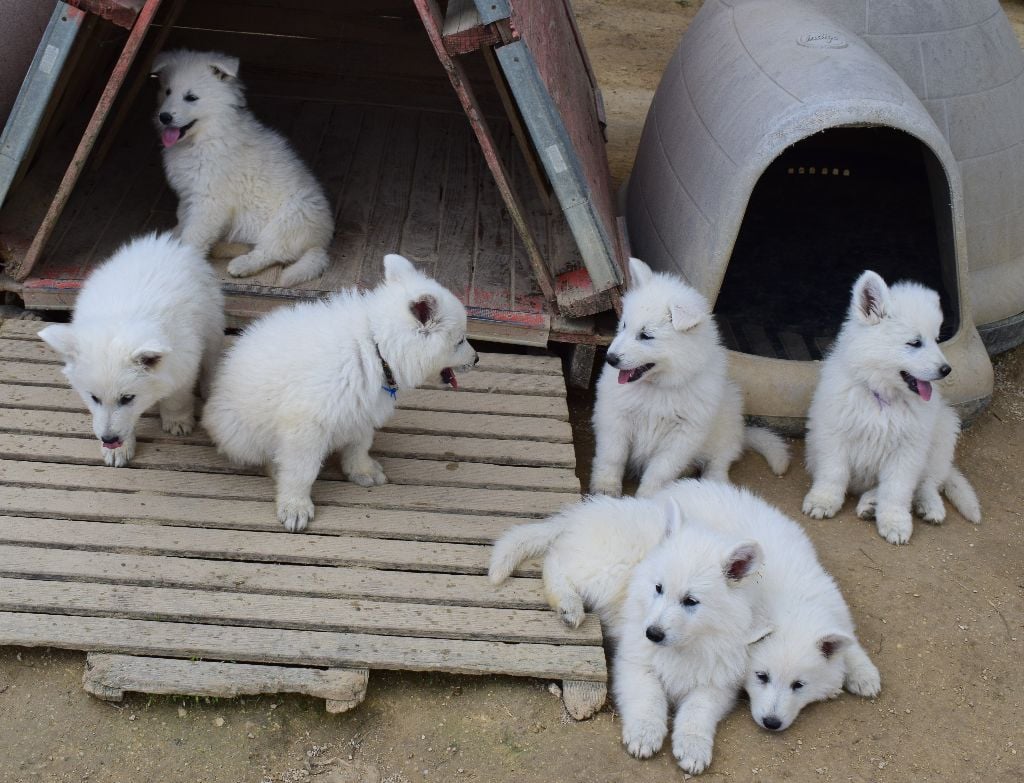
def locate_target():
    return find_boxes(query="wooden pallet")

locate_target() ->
[0,319,607,720]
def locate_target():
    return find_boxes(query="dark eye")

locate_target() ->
[118,395,135,406]
[681,595,700,607]
[907,338,922,348]
[165,88,171,96]
[638,331,653,341]
[456,337,465,347]
[654,583,663,595]
[756,672,770,684]
[184,93,198,102]
[791,680,804,691]
[90,394,101,405]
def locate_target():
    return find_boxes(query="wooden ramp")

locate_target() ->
[0,319,606,720]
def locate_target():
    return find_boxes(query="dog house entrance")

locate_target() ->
[714,127,959,360]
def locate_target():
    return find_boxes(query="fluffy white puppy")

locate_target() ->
[591,257,789,497]
[203,254,478,532]
[803,270,981,544]
[39,233,224,467]
[152,49,334,286]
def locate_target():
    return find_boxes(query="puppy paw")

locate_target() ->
[845,662,882,698]
[622,718,666,759]
[347,460,387,487]
[914,494,946,524]
[227,254,263,278]
[855,491,877,520]
[277,496,314,533]
[673,733,714,775]
[876,510,913,545]
[161,414,195,437]
[556,597,585,629]
[101,440,135,468]
[802,490,843,519]
[589,476,622,497]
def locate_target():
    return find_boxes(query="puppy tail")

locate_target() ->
[942,466,981,524]
[279,247,330,287]
[488,519,565,585]
[743,426,791,476]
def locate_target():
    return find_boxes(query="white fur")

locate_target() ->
[803,270,981,544]
[591,257,789,497]
[202,254,478,532]
[152,49,334,286]
[489,495,766,775]
[38,233,224,467]
[657,480,881,732]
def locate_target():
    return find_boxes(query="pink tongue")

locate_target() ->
[161,127,182,148]
[448,372,458,391]
[102,440,123,450]
[617,369,631,384]
[917,379,932,402]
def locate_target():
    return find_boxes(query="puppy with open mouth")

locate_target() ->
[802,270,981,544]
[590,257,790,498]
[203,253,478,533]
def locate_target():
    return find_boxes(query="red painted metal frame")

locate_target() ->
[11,0,163,282]
[412,0,555,306]
[67,0,143,30]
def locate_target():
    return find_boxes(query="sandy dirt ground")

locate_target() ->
[2,2,1023,782]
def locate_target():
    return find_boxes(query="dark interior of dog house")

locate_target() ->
[0,0,624,348]
[713,127,960,361]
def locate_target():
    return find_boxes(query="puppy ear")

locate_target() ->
[852,270,890,325]
[150,51,173,76]
[38,325,78,360]
[670,293,706,332]
[131,343,170,370]
[410,295,438,327]
[747,623,774,646]
[723,540,763,582]
[662,497,686,539]
[817,632,852,659]
[384,253,418,282]
[209,53,240,80]
[628,257,654,288]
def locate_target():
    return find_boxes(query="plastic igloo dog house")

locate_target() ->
[626,0,1023,429]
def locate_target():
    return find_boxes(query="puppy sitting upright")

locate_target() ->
[203,254,478,533]
[802,270,981,544]
[152,49,334,286]
[39,233,225,467]
[590,257,789,497]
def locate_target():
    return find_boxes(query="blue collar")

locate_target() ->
[377,343,398,399]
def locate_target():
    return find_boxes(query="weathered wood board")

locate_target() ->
[0,323,606,718]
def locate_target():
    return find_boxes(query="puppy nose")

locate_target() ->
[606,352,621,368]
[761,716,783,731]
[645,625,665,643]
[939,364,951,378]
[158,112,173,125]
[101,434,120,445]
[473,354,479,366]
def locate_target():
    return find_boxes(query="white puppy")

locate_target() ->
[802,270,981,544]
[39,233,224,467]
[203,254,478,532]
[152,49,334,287]
[657,480,881,732]
[591,257,789,497]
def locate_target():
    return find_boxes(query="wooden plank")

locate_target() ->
[0,409,575,467]
[0,487,538,550]
[470,121,513,310]
[0,536,545,609]
[0,327,563,374]
[433,116,478,297]
[0,356,565,397]
[0,433,579,493]
[398,112,449,270]
[84,654,370,713]
[0,378,569,420]
[0,612,608,680]
[0,459,576,518]
[0,577,600,645]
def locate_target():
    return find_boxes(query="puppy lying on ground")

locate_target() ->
[152,49,334,286]
[39,233,224,467]
[803,270,980,544]
[590,257,789,497]
[203,253,478,532]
